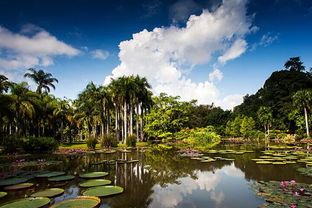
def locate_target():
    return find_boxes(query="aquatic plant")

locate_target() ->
[82,185,124,197]
[31,188,64,197]
[50,196,100,208]
[251,180,312,207]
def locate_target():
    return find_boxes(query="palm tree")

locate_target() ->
[257,106,273,138]
[24,68,58,94]
[0,74,11,94]
[292,89,312,137]
[284,57,305,72]
[9,82,39,136]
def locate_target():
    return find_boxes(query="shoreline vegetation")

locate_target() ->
[1,57,312,207]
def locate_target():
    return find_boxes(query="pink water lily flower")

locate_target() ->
[290,180,296,184]
[289,204,297,208]
[293,192,300,196]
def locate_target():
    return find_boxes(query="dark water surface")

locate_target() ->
[1,145,312,208]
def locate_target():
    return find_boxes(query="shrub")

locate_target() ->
[117,143,127,148]
[126,134,137,147]
[20,137,58,153]
[100,134,117,148]
[2,136,21,153]
[136,142,149,147]
[86,137,98,150]
[249,130,265,140]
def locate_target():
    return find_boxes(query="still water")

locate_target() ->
[0,145,312,208]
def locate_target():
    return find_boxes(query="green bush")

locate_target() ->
[86,137,98,150]
[249,130,265,140]
[117,143,127,148]
[126,134,137,147]
[2,136,21,153]
[20,137,58,153]
[100,134,117,148]
[136,142,149,147]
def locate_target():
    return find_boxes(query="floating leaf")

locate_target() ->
[272,162,286,165]
[4,183,34,191]
[0,192,7,198]
[82,185,123,197]
[256,161,272,164]
[0,197,50,208]
[297,167,312,177]
[79,179,111,187]
[79,172,108,179]
[50,196,100,208]
[36,171,65,178]
[48,175,75,182]
[31,188,64,198]
[0,178,28,186]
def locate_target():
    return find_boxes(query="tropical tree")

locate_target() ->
[284,57,305,72]
[9,82,40,136]
[292,89,312,137]
[257,106,273,137]
[0,74,11,93]
[24,68,58,94]
[240,116,256,138]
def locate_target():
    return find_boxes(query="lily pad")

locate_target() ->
[256,161,272,164]
[50,196,100,208]
[79,172,108,179]
[82,185,124,197]
[0,178,28,186]
[4,183,34,191]
[0,192,7,198]
[31,188,64,197]
[0,197,50,208]
[297,167,312,177]
[36,171,65,178]
[272,162,286,165]
[48,175,75,182]
[79,179,111,187]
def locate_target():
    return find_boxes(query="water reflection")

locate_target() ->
[1,147,312,208]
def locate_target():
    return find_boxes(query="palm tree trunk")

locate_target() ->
[106,113,110,135]
[140,105,143,140]
[136,104,139,141]
[123,100,127,143]
[130,105,133,135]
[304,107,310,137]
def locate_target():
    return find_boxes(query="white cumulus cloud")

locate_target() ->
[0,25,80,72]
[104,0,255,110]
[91,49,109,60]
[209,69,223,82]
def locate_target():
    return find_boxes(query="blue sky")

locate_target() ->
[0,0,312,109]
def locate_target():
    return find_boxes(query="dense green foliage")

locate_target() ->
[144,93,194,140]
[100,134,117,148]
[234,57,312,137]
[1,57,312,152]
[86,137,98,150]
[20,137,58,153]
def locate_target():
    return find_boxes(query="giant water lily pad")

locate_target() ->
[4,183,34,191]
[0,192,7,198]
[256,161,272,164]
[79,172,108,179]
[79,179,111,187]
[0,197,50,208]
[48,175,75,182]
[50,196,100,208]
[0,178,28,186]
[36,171,65,178]
[297,167,312,177]
[31,188,64,197]
[82,185,123,197]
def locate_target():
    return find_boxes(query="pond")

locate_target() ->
[0,145,312,208]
